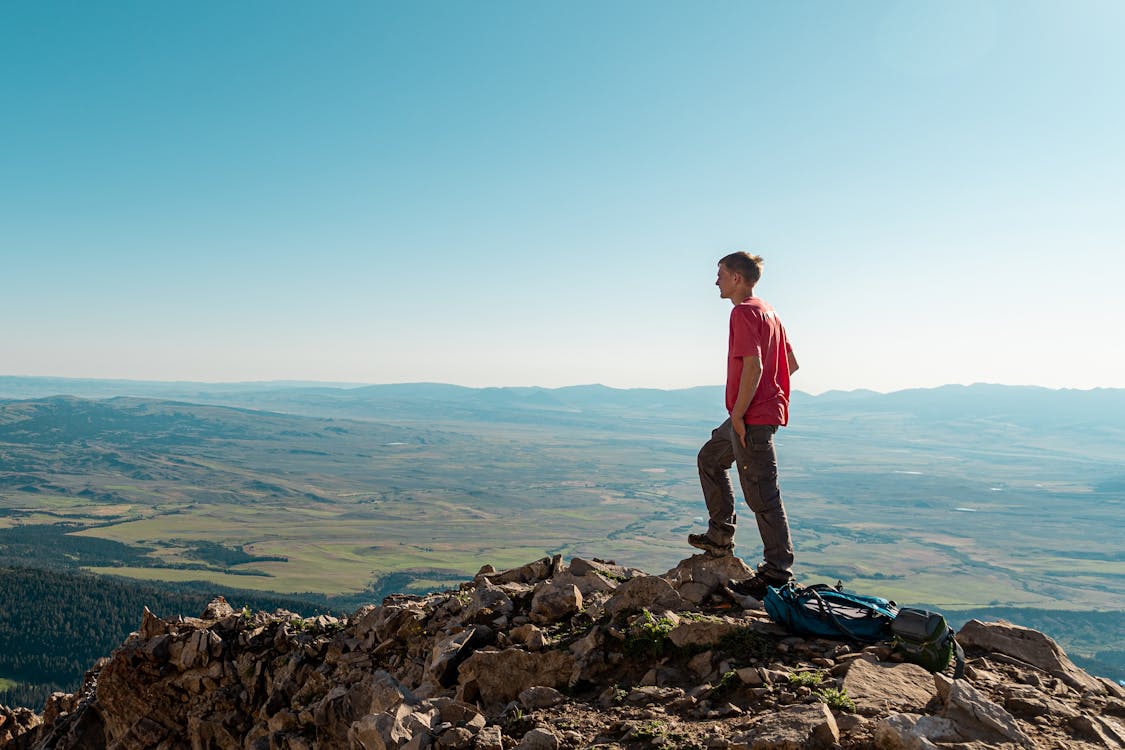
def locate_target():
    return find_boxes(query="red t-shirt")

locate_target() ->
[726,297,793,426]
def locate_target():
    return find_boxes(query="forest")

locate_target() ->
[0,566,324,709]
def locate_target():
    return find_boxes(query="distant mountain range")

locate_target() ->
[3,376,1123,427]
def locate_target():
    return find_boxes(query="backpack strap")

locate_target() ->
[950,633,966,679]
[804,586,867,643]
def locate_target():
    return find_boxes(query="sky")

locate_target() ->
[3,1,1123,394]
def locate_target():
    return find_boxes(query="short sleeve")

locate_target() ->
[729,308,761,359]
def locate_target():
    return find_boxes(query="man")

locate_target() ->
[688,251,799,598]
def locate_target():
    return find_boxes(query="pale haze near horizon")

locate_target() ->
[3,2,1123,395]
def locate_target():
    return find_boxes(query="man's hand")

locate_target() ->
[729,355,763,448]
[731,416,748,448]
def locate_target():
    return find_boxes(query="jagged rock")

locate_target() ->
[519,686,565,709]
[1069,713,1125,747]
[841,659,937,713]
[464,579,514,623]
[529,581,582,624]
[662,554,756,605]
[549,569,616,596]
[604,574,684,617]
[1101,677,1125,700]
[957,619,1105,694]
[177,628,222,670]
[0,706,42,745]
[138,606,168,639]
[569,557,636,581]
[875,713,963,747]
[1002,684,1080,720]
[456,648,575,708]
[474,556,562,586]
[429,626,493,688]
[5,554,1119,750]
[731,703,839,749]
[940,676,1034,747]
[349,703,421,750]
[515,727,559,750]
[200,596,235,620]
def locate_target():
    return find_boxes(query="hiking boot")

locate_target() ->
[728,568,792,599]
[687,533,734,557]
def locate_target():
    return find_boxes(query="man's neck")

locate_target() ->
[730,286,756,306]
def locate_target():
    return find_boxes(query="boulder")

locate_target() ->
[667,617,743,649]
[464,579,514,622]
[841,659,937,714]
[875,713,963,748]
[428,626,493,688]
[200,596,235,620]
[662,554,756,605]
[957,619,1104,694]
[604,575,684,617]
[515,727,559,750]
[529,581,582,624]
[940,676,1034,747]
[731,703,839,749]
[456,648,575,708]
[474,556,562,586]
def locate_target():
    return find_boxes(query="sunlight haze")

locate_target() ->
[3,1,1123,394]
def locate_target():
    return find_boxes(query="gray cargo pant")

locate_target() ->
[697,418,794,578]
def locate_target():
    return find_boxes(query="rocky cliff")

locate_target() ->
[2,554,1123,749]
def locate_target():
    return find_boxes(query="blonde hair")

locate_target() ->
[719,252,763,285]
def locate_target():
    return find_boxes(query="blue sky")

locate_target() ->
[3,1,1123,393]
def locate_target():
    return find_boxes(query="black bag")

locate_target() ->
[891,607,965,678]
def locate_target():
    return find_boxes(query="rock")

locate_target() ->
[428,626,493,687]
[668,618,743,649]
[435,725,474,749]
[604,575,684,617]
[138,606,168,639]
[456,648,575,709]
[465,579,515,622]
[1002,684,1079,720]
[509,623,547,651]
[1069,714,1125,747]
[516,727,559,750]
[732,703,838,749]
[662,554,756,604]
[736,666,764,686]
[1100,677,1125,700]
[875,713,963,747]
[177,629,222,670]
[519,686,565,709]
[529,581,582,624]
[200,596,235,620]
[350,703,419,750]
[957,619,1105,694]
[569,557,636,581]
[474,556,561,586]
[941,677,1034,747]
[841,659,937,713]
[688,650,715,679]
[349,670,419,715]
[475,725,504,750]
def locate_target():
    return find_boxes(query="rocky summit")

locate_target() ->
[2,554,1124,750]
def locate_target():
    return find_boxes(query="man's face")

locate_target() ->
[715,264,740,300]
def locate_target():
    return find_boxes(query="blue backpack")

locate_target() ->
[763,582,898,643]
[763,582,964,677]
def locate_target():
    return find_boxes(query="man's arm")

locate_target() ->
[730,355,763,447]
[787,346,799,374]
